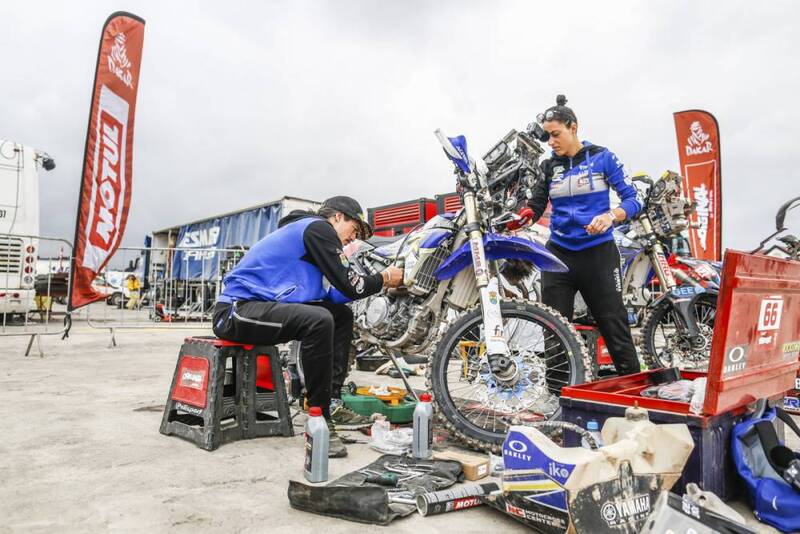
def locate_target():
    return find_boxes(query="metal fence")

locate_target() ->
[0,233,246,355]
[84,245,247,346]
[0,233,73,356]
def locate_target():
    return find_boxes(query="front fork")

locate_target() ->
[642,217,704,345]
[462,192,514,376]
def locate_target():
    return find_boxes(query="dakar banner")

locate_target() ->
[673,110,722,261]
[68,12,145,310]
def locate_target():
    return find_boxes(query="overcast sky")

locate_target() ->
[2,1,799,253]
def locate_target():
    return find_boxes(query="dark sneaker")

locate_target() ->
[326,419,348,458]
[330,405,373,430]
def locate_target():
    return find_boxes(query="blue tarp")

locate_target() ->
[172,204,283,280]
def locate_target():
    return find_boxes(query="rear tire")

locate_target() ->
[427,300,591,452]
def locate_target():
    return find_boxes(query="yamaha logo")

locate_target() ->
[601,494,651,526]
[601,502,617,522]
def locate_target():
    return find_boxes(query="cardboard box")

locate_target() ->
[433,449,490,480]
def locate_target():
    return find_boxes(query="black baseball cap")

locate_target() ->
[321,196,373,239]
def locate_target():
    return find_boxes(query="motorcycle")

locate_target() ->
[623,172,720,370]
[750,195,800,260]
[347,125,592,451]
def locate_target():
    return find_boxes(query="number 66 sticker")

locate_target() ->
[758,297,784,331]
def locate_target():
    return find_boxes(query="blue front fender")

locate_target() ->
[434,233,567,281]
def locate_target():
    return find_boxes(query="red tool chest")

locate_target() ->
[560,250,800,499]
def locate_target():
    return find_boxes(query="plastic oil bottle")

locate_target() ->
[304,407,329,482]
[413,393,433,459]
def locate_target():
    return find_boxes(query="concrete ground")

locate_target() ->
[0,323,790,533]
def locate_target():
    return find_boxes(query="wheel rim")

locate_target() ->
[650,297,716,369]
[438,310,575,438]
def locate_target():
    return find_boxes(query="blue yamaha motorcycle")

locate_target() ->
[348,126,591,451]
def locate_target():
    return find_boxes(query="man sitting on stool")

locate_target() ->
[212,196,403,457]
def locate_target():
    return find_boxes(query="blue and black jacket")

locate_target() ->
[217,211,383,305]
[528,141,642,251]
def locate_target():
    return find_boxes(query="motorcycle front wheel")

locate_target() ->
[639,293,718,370]
[427,299,591,452]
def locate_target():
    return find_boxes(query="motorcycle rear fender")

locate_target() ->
[434,232,567,281]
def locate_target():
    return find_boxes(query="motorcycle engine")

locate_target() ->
[353,293,421,342]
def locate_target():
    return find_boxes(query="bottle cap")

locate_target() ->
[420,393,432,402]
[587,420,599,431]
[308,406,322,417]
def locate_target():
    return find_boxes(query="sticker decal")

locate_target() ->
[758,297,784,331]
[723,345,748,375]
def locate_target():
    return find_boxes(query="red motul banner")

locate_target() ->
[673,110,722,261]
[68,12,145,311]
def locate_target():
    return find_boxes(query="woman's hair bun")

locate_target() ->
[556,94,567,106]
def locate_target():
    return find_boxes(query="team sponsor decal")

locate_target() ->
[179,369,206,390]
[655,253,676,287]
[469,238,486,279]
[784,396,800,414]
[782,341,800,355]
[347,269,365,294]
[600,494,651,527]
[692,261,717,280]
[758,297,784,331]
[174,402,203,416]
[504,502,567,528]
[502,431,576,485]
[685,121,714,156]
[450,497,482,510]
[692,183,711,251]
[723,345,748,375]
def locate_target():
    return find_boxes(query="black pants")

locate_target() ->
[542,240,640,375]
[213,300,353,419]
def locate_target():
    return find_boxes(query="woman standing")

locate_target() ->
[527,95,642,375]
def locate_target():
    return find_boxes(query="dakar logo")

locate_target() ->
[692,183,711,251]
[108,32,134,88]
[685,121,713,156]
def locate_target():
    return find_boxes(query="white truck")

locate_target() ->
[0,139,55,316]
